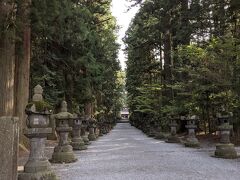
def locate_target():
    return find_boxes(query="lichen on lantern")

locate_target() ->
[25,84,52,113]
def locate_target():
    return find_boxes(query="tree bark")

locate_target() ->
[84,103,92,118]
[65,73,74,113]
[0,1,16,116]
[14,0,31,136]
[163,9,173,102]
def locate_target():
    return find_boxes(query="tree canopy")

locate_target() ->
[125,0,240,135]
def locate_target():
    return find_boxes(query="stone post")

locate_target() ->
[166,116,180,143]
[184,115,200,148]
[98,119,104,137]
[101,121,107,134]
[71,114,87,151]
[214,113,237,159]
[88,118,97,141]
[148,121,156,137]
[0,116,19,180]
[81,117,91,145]
[94,126,100,138]
[51,101,77,163]
[18,85,57,180]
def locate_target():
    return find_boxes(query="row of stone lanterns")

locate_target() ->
[18,85,111,179]
[164,113,237,159]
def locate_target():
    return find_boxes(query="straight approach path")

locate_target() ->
[53,123,240,180]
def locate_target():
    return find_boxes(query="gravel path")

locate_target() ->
[53,123,240,180]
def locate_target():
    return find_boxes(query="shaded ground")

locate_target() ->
[50,123,240,180]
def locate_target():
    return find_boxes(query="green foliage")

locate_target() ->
[125,0,240,135]
[29,0,123,118]
[26,101,52,112]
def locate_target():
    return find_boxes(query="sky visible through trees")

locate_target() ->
[111,0,140,70]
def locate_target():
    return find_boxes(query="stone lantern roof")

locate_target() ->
[55,101,73,119]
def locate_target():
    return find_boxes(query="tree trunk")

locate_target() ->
[14,0,31,137]
[163,11,173,102]
[0,1,16,116]
[65,73,74,113]
[180,0,190,45]
[84,103,92,118]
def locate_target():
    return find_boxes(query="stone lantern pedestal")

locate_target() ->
[184,115,200,148]
[81,118,91,145]
[88,118,97,141]
[51,101,77,163]
[98,121,104,137]
[166,117,180,143]
[18,85,57,180]
[94,126,100,138]
[71,116,87,150]
[102,122,108,134]
[148,121,156,137]
[214,114,237,159]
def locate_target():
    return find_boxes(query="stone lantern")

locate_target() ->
[101,121,108,134]
[51,101,77,163]
[97,115,104,137]
[148,120,156,137]
[166,116,180,143]
[88,118,97,141]
[184,115,200,148]
[18,85,57,180]
[71,112,87,151]
[94,121,100,138]
[214,113,237,159]
[81,116,91,145]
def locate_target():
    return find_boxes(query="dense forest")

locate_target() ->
[1,0,240,145]
[0,0,123,145]
[125,0,240,139]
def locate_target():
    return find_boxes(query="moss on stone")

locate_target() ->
[55,112,73,119]
[26,101,52,112]
[184,141,200,148]
[18,170,58,180]
[50,151,77,164]
[214,143,238,159]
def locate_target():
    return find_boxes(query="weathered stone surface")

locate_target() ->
[0,116,19,180]
[81,118,91,145]
[51,101,77,163]
[214,113,237,159]
[51,146,77,163]
[72,137,87,150]
[18,170,58,180]
[147,128,156,137]
[215,143,238,159]
[18,85,57,180]
[82,129,91,145]
[88,118,97,141]
[71,116,87,151]
[88,127,97,141]
[166,118,180,143]
[184,116,200,148]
